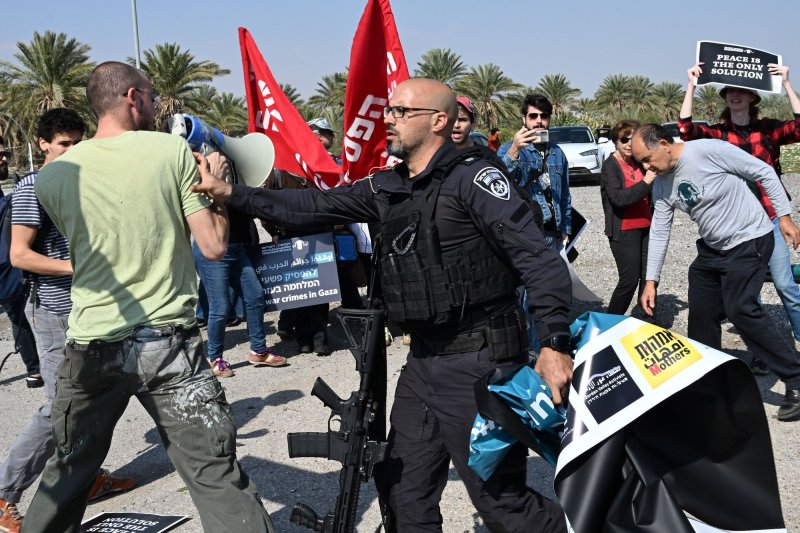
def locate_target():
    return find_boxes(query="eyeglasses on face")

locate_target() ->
[618,136,632,144]
[0,151,11,159]
[383,105,441,119]
[122,87,160,106]
[526,112,551,120]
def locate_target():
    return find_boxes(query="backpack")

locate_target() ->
[0,192,25,305]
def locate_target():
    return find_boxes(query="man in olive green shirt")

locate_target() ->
[22,62,275,532]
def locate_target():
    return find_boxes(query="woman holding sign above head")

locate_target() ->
[679,62,800,375]
[600,120,658,322]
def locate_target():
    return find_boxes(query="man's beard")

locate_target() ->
[386,142,408,160]
[0,163,8,181]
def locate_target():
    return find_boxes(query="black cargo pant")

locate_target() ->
[21,326,275,533]
[688,234,800,388]
[375,333,567,533]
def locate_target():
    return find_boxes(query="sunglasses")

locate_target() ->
[618,136,632,144]
[526,112,551,120]
[0,151,10,159]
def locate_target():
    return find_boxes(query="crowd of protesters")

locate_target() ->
[1,57,799,533]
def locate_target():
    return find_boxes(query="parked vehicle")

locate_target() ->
[549,126,601,183]
[662,121,710,143]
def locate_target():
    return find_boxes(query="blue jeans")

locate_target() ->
[193,242,266,360]
[0,301,66,503]
[196,280,244,321]
[769,218,800,341]
[1,292,39,375]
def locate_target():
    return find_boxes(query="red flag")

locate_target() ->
[341,0,410,183]
[238,28,342,190]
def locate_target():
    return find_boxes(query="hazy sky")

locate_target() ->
[2,0,798,101]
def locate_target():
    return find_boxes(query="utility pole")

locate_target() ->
[131,0,142,69]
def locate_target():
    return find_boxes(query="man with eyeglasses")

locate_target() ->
[194,77,573,532]
[20,62,276,532]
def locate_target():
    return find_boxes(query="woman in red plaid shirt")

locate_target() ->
[679,62,800,374]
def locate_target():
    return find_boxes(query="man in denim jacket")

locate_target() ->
[498,94,572,352]
[498,94,572,251]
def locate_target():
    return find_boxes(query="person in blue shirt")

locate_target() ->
[498,94,572,353]
[498,94,572,251]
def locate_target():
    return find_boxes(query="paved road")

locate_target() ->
[0,178,798,532]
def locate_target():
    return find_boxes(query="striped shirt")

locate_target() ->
[11,172,72,314]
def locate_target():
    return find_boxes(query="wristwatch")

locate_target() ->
[541,334,571,354]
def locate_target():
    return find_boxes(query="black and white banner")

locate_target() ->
[555,313,786,532]
[247,232,342,311]
[696,41,782,94]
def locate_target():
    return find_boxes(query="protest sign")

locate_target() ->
[696,40,782,94]
[247,233,341,311]
[81,512,188,533]
[554,313,785,533]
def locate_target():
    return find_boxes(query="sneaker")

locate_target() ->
[298,343,314,354]
[0,498,22,533]
[248,348,287,367]
[26,373,44,389]
[778,389,800,421]
[210,358,235,378]
[88,469,136,501]
[749,357,770,376]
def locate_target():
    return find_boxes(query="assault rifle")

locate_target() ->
[287,308,388,533]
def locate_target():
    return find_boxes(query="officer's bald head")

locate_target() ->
[396,78,458,131]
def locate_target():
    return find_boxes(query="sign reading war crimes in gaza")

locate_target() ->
[247,232,341,311]
[696,40,782,93]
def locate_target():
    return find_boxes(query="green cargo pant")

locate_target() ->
[21,326,275,533]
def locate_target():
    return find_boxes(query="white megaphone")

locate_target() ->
[168,113,275,187]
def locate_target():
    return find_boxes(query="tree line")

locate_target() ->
[1,35,796,169]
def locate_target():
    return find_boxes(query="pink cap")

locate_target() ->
[456,96,476,120]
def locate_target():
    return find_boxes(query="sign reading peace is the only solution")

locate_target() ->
[696,41,782,94]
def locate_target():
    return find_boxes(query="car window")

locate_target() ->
[551,128,592,143]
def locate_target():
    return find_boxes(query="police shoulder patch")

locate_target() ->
[473,167,510,200]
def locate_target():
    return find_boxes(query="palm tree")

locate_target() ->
[534,74,581,120]
[414,48,467,87]
[651,81,684,122]
[695,85,724,122]
[594,74,632,118]
[307,72,347,117]
[455,64,522,130]
[280,83,305,108]
[627,75,655,116]
[571,97,599,125]
[205,93,248,137]
[134,43,230,129]
[0,31,95,135]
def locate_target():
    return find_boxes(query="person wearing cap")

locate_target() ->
[307,117,342,164]
[678,62,800,374]
[452,96,504,167]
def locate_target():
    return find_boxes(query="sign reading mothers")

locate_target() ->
[247,232,341,311]
[696,40,782,93]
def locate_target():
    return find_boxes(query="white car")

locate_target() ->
[662,121,710,143]
[549,126,601,183]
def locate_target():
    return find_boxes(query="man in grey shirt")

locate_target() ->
[632,123,800,422]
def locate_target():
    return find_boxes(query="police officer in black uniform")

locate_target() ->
[195,78,573,533]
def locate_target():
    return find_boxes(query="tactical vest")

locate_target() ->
[379,150,520,332]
